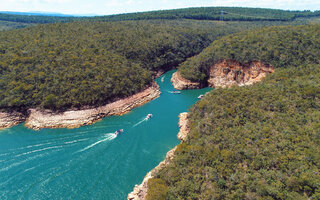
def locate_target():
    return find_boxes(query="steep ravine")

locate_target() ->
[172,60,274,90]
[127,112,189,200]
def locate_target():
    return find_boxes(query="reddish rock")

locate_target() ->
[208,60,274,88]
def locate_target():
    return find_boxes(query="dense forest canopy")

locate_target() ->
[149,63,320,199]
[0,7,320,25]
[146,23,320,200]
[1,19,284,111]
[179,24,320,82]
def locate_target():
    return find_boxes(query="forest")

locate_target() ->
[0,7,320,25]
[178,24,320,83]
[1,19,284,111]
[147,25,320,199]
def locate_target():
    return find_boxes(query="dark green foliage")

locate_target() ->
[0,19,269,111]
[0,7,319,25]
[92,7,320,22]
[0,13,73,24]
[0,20,33,31]
[179,24,320,82]
[146,178,169,200]
[151,64,320,199]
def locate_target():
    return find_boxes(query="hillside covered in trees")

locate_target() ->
[147,24,320,199]
[0,7,320,26]
[179,24,320,83]
[1,19,282,111]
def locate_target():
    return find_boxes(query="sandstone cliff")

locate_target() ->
[128,112,189,200]
[0,83,160,130]
[25,83,160,130]
[0,111,26,129]
[208,60,274,88]
[172,60,274,90]
[171,71,201,90]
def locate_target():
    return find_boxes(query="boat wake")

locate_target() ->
[78,133,116,152]
[132,118,147,127]
[161,75,166,82]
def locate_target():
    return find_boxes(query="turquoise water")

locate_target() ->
[0,70,211,200]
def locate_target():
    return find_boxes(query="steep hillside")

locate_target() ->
[178,24,320,84]
[150,64,320,199]
[147,24,320,200]
[0,19,273,111]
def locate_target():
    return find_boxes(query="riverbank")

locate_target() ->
[0,111,26,129]
[128,112,189,200]
[0,82,160,130]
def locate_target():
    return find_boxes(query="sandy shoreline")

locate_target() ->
[0,82,160,130]
[127,112,189,200]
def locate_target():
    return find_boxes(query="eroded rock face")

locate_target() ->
[177,112,189,141]
[171,71,201,90]
[208,60,274,88]
[0,111,26,129]
[25,83,161,130]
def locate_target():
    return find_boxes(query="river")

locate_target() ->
[0,70,211,200]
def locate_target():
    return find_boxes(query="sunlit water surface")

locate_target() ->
[0,70,211,200]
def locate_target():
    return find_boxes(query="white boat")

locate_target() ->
[198,95,204,99]
[146,114,153,120]
[161,76,165,82]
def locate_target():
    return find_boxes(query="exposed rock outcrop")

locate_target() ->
[0,111,26,129]
[208,60,274,88]
[172,60,274,90]
[128,112,189,200]
[177,112,189,141]
[171,71,201,90]
[25,83,161,130]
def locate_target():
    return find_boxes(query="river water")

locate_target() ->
[0,70,211,200]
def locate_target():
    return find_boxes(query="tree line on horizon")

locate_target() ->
[0,7,320,25]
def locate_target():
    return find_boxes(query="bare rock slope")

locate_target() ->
[25,83,161,130]
[172,60,274,90]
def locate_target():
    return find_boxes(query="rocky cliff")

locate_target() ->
[0,111,26,129]
[25,83,160,130]
[171,71,201,90]
[208,60,274,88]
[172,60,274,90]
[0,83,160,130]
[128,112,189,200]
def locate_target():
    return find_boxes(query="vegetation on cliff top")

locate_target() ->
[147,24,320,199]
[179,24,320,82]
[149,64,320,200]
[1,19,279,111]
